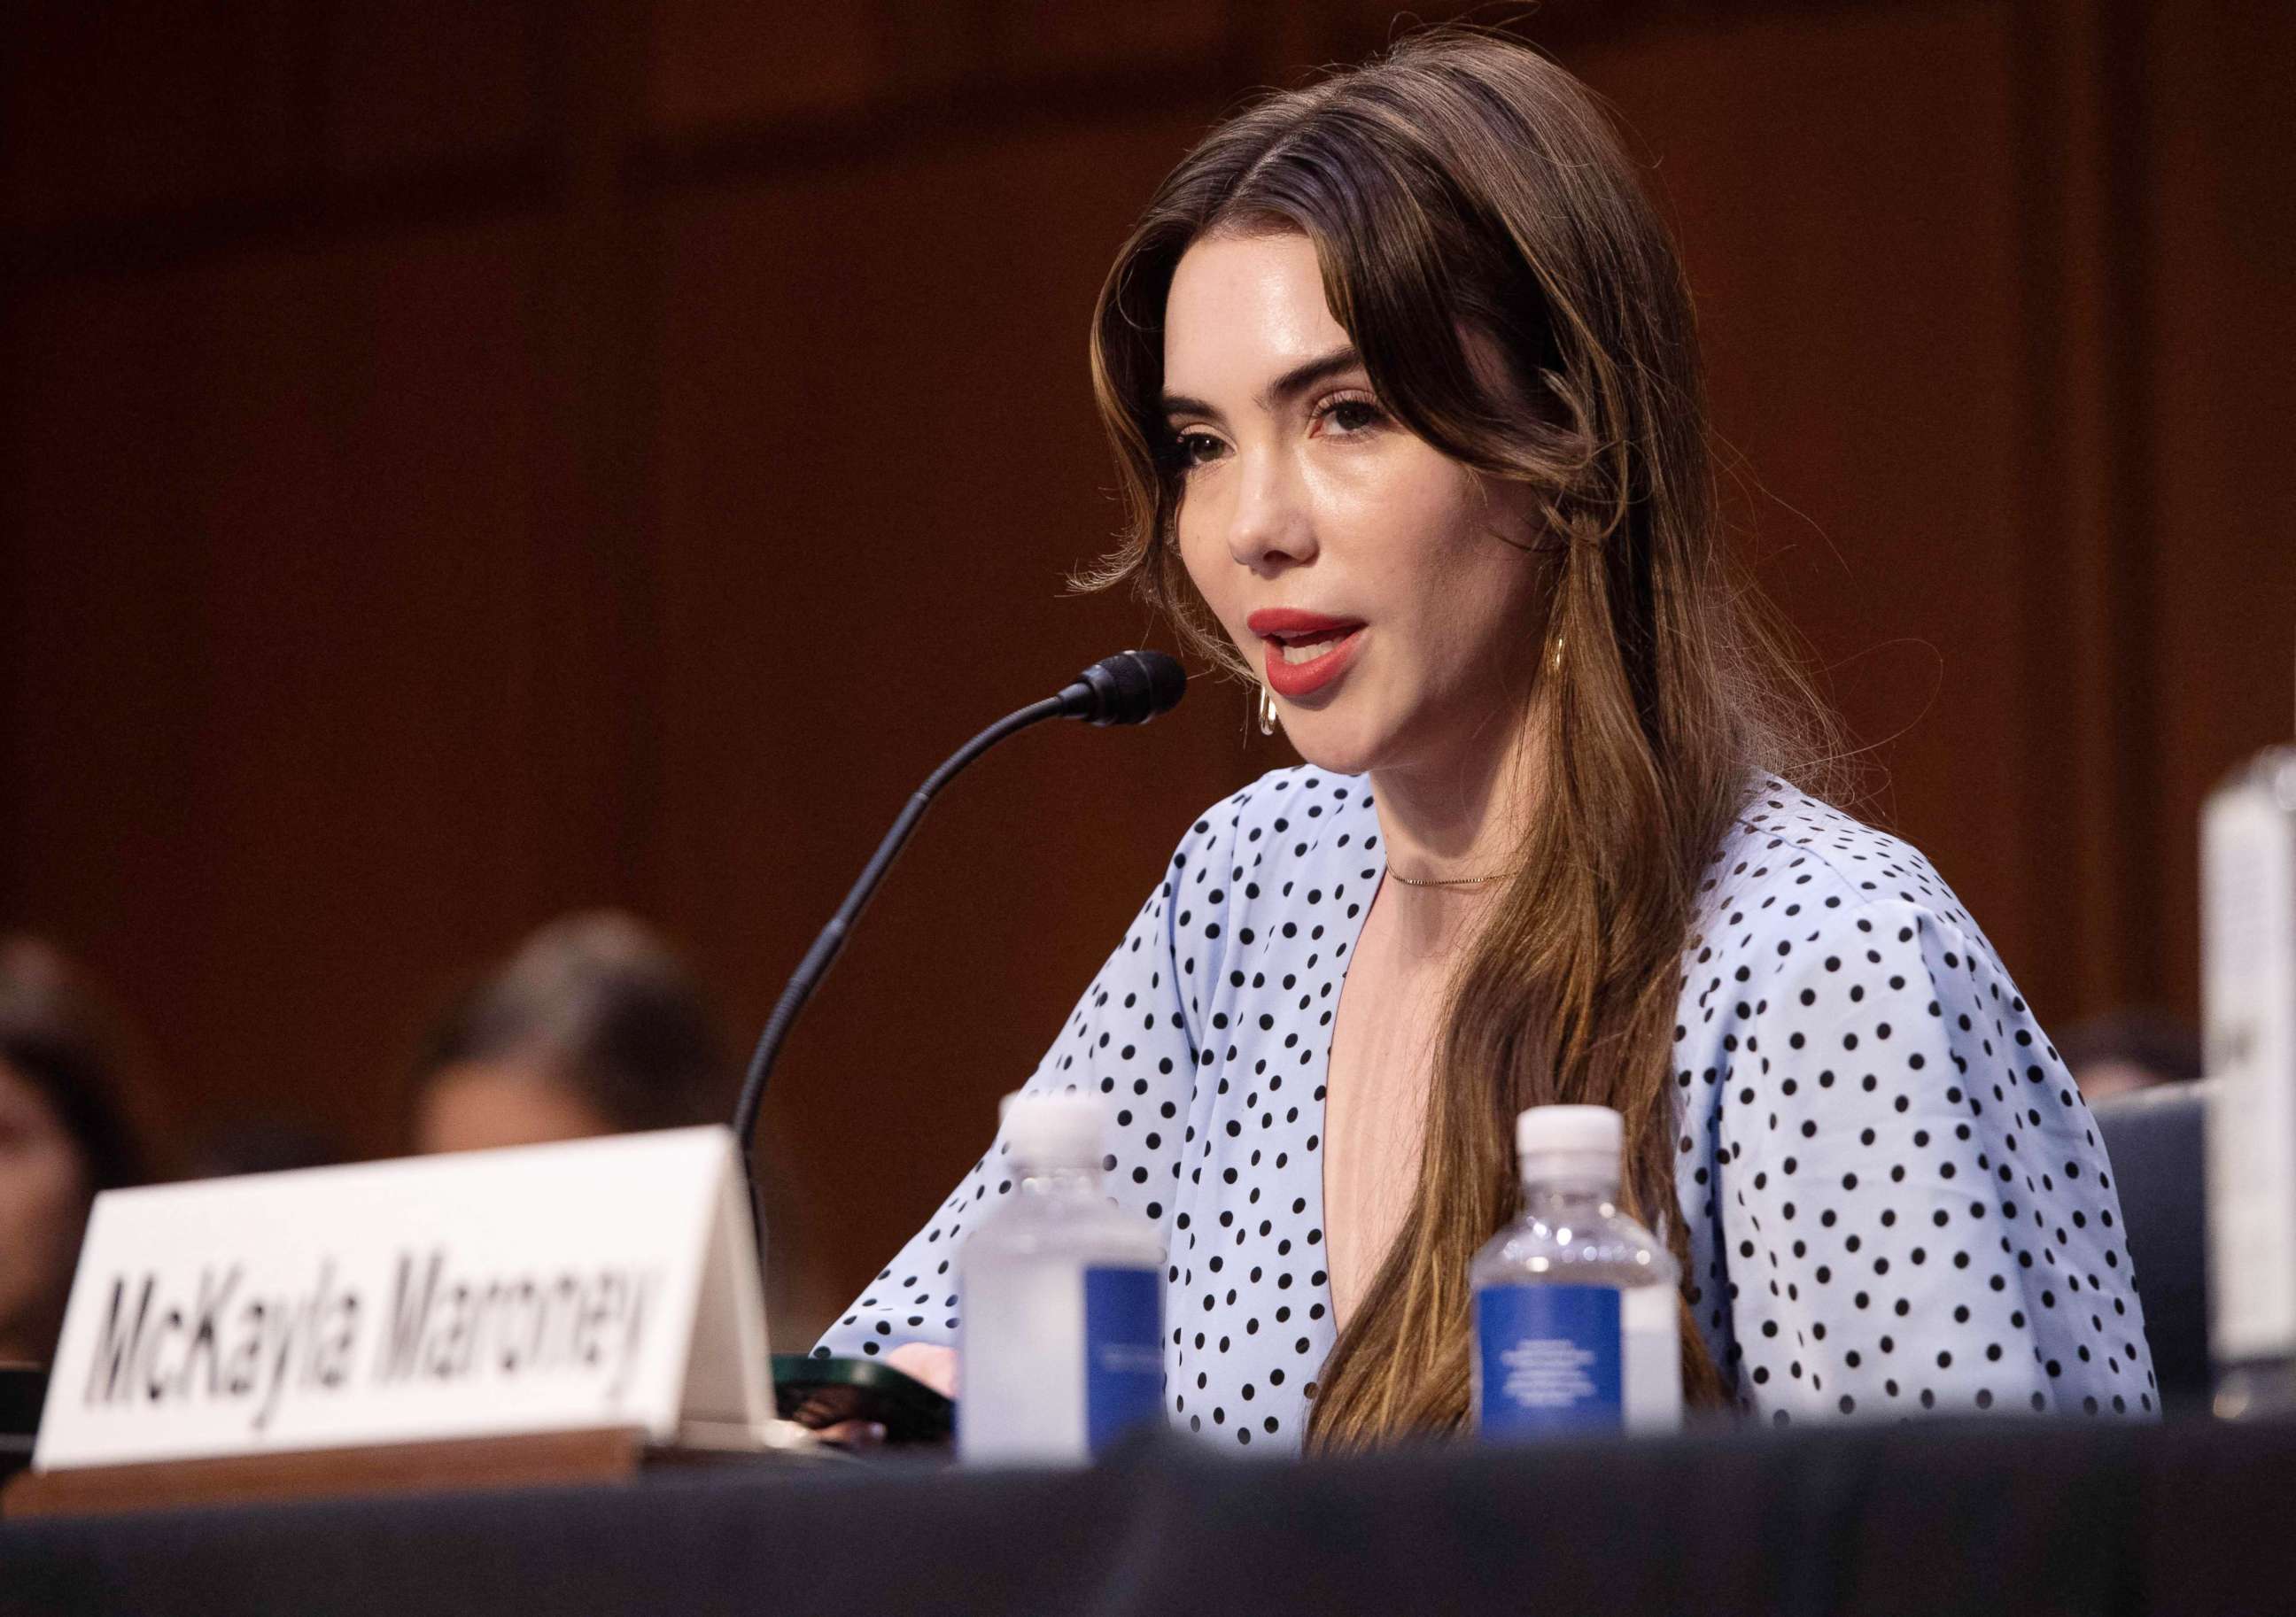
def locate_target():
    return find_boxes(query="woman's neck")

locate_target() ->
[1365,692,1546,952]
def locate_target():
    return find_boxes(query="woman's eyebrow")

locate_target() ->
[1160,344,1366,422]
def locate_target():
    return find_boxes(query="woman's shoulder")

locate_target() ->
[1691,776,1993,963]
[1679,779,2154,1420]
[1675,775,2045,1085]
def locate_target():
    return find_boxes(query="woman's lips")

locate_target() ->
[1260,623,1365,699]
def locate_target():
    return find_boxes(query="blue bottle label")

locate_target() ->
[1474,1283,1623,1436]
[1082,1265,1163,1454]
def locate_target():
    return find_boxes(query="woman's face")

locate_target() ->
[0,1058,93,1363]
[414,1056,615,1155]
[1162,230,1547,778]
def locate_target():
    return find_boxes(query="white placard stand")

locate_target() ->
[5,1126,815,1517]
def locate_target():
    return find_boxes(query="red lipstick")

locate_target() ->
[1247,608,1366,700]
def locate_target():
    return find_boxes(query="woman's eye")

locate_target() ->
[1167,430,1225,471]
[1314,394,1386,435]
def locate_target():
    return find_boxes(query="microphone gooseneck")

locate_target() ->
[732,651,1187,1265]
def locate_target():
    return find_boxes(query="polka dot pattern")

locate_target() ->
[1682,785,2154,1423]
[814,767,2157,1444]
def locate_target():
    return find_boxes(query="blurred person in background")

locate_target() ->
[0,937,151,1367]
[412,910,730,1153]
[410,911,814,1339]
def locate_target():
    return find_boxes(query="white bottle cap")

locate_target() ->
[1515,1104,1624,1180]
[999,1089,1105,1171]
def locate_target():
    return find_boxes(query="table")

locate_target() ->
[4,1417,2289,1616]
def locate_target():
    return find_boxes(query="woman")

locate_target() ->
[814,30,2153,1448]
[413,912,830,1342]
[0,938,150,1367]
[411,910,730,1154]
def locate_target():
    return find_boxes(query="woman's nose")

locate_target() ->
[1224,449,1316,575]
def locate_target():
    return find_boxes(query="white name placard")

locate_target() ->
[34,1126,776,1471]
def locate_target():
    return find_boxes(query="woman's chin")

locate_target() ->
[1277,720,1384,779]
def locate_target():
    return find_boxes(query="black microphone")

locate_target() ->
[1055,647,1187,726]
[732,650,1186,1262]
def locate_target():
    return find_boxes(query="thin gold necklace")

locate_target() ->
[1385,867,1516,890]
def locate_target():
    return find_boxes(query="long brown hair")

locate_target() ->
[1083,28,1848,1447]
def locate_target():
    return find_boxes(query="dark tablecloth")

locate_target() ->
[4,1417,2290,1617]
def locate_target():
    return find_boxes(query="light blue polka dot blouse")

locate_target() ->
[814,765,2158,1447]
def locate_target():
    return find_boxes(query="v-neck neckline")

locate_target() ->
[1311,822,1389,1345]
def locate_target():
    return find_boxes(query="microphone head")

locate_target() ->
[1063,649,1187,726]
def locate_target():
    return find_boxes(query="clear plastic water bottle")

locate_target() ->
[957,1090,1166,1464]
[1470,1104,1682,1437]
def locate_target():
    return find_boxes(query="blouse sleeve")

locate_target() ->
[810,810,1227,1362]
[1714,897,2158,1421]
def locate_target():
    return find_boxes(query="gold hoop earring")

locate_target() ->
[1547,633,1565,676]
[1257,685,1278,736]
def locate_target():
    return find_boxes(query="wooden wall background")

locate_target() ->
[3,1,2289,1341]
